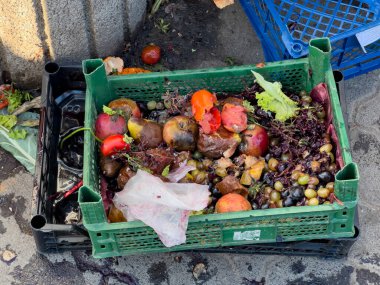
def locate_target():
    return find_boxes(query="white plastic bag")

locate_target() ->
[113,170,210,247]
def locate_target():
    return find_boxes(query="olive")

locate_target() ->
[191,169,200,177]
[317,187,330,198]
[317,110,326,119]
[147,101,157,110]
[156,102,164,110]
[211,187,222,198]
[318,171,334,183]
[265,153,272,162]
[268,158,279,171]
[281,189,290,199]
[283,197,295,207]
[320,143,333,153]
[326,182,334,192]
[308,197,319,206]
[276,199,283,208]
[298,174,310,185]
[290,186,304,200]
[309,176,319,186]
[328,163,337,173]
[264,186,273,197]
[215,167,227,177]
[292,181,300,187]
[202,158,213,168]
[301,95,312,103]
[323,201,331,205]
[304,188,317,199]
[278,163,287,173]
[192,151,203,160]
[291,170,302,181]
[274,181,284,191]
[163,99,172,109]
[270,190,281,202]
[328,152,335,163]
[252,202,259,210]
[299,90,307,97]
[263,172,274,187]
[196,161,204,170]
[194,171,207,184]
[307,184,316,190]
[310,161,321,172]
[187,159,197,168]
[212,177,221,184]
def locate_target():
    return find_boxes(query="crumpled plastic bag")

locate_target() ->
[113,170,210,247]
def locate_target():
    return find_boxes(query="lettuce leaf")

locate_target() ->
[0,110,38,172]
[252,71,298,122]
[0,114,17,130]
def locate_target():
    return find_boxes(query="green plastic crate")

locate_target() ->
[79,38,359,258]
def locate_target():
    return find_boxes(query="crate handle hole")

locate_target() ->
[31,215,47,230]
[100,245,106,249]
[45,62,60,74]
[292,43,303,53]
[342,211,347,215]
[97,233,102,237]
[341,224,346,228]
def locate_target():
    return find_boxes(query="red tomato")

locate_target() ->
[0,84,12,110]
[199,107,221,134]
[141,45,161,65]
[0,94,8,110]
[100,134,131,157]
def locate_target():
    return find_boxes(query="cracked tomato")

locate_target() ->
[191,89,217,122]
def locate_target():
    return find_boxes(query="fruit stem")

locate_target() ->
[60,127,102,149]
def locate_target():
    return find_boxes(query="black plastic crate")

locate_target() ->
[31,63,91,253]
[31,64,358,258]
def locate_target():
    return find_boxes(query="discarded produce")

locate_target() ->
[91,72,343,241]
[141,44,161,65]
[95,106,127,140]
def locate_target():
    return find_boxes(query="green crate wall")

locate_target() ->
[79,38,359,258]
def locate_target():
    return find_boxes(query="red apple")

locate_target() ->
[239,124,269,157]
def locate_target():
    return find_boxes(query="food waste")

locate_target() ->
[91,72,341,223]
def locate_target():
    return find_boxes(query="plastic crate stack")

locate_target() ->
[240,0,380,79]
[32,62,359,258]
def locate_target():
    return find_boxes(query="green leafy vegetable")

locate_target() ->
[103,105,123,116]
[0,111,38,172]
[0,114,17,130]
[4,89,32,113]
[9,129,27,139]
[123,134,134,144]
[243,100,255,113]
[252,71,298,122]
[161,165,170,177]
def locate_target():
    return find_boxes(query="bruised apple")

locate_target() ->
[239,124,269,157]
[95,113,127,140]
[163,116,198,151]
[108,98,141,119]
[197,126,241,159]
[128,117,163,149]
[215,193,252,213]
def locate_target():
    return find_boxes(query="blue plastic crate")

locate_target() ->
[240,0,380,79]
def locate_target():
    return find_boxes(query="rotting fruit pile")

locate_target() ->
[94,71,341,222]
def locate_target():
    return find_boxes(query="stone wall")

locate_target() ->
[0,0,147,87]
